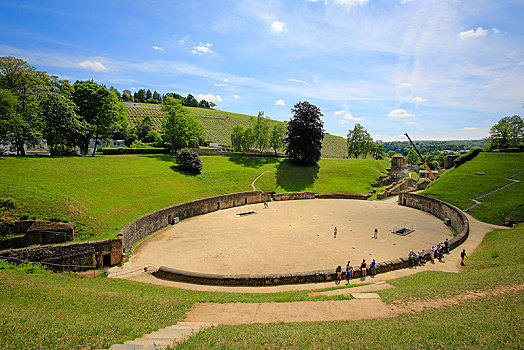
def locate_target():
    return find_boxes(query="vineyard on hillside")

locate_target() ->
[123,104,347,158]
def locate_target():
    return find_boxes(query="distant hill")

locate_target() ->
[383,139,486,154]
[123,103,348,159]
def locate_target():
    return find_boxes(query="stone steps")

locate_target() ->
[106,322,217,350]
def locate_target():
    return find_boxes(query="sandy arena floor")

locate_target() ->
[125,199,452,275]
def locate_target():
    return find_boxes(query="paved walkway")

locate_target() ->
[250,170,270,190]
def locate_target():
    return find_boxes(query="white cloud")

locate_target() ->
[338,119,348,125]
[333,0,370,7]
[411,96,427,104]
[400,83,411,88]
[405,121,416,125]
[289,78,309,85]
[334,110,346,116]
[196,94,222,102]
[400,0,414,4]
[275,98,286,106]
[270,21,287,33]
[463,127,478,130]
[213,83,228,87]
[492,28,500,34]
[192,43,213,54]
[342,112,365,121]
[78,60,107,72]
[387,109,413,118]
[152,46,164,51]
[460,27,488,40]
[234,94,239,99]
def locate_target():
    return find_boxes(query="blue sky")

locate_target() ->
[1,0,523,141]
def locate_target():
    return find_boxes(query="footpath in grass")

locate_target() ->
[174,224,524,349]
[422,152,524,225]
[0,155,387,241]
[0,260,359,350]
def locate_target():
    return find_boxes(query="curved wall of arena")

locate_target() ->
[119,191,272,250]
[120,191,469,285]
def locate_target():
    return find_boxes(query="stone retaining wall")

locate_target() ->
[318,193,371,200]
[271,192,317,201]
[119,191,272,250]
[0,220,74,250]
[151,193,469,286]
[0,239,122,271]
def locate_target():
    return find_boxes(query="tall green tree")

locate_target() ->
[162,96,204,153]
[346,123,373,158]
[184,93,198,107]
[0,56,48,155]
[146,89,152,101]
[370,142,385,160]
[135,89,146,103]
[269,123,286,155]
[487,115,524,150]
[253,111,270,153]
[73,80,124,156]
[39,93,88,156]
[285,101,324,164]
[152,90,162,103]
[230,125,254,153]
[406,148,418,166]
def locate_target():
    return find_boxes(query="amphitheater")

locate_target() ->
[116,192,469,286]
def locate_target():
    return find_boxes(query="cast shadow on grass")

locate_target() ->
[227,156,281,168]
[140,154,174,162]
[169,165,200,177]
[275,159,319,192]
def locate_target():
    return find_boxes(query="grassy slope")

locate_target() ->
[0,262,358,350]
[0,156,387,241]
[421,152,524,225]
[124,104,348,159]
[176,224,524,349]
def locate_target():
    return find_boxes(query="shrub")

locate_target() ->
[0,198,16,210]
[454,147,482,167]
[175,149,203,174]
[101,147,169,155]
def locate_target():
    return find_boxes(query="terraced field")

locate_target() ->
[123,104,348,158]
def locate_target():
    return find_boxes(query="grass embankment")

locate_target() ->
[124,104,348,158]
[175,224,524,349]
[0,261,359,350]
[422,152,524,225]
[0,156,388,241]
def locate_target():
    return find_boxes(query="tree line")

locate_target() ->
[121,88,216,109]
[0,56,205,156]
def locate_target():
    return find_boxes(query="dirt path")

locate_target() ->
[184,284,523,325]
[251,170,270,190]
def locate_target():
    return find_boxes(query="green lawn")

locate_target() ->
[0,155,387,241]
[174,224,524,349]
[422,152,524,225]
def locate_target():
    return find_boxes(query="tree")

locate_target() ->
[370,142,385,160]
[406,148,418,166]
[175,149,203,174]
[209,101,216,109]
[39,93,88,156]
[285,101,324,164]
[346,123,372,158]
[230,125,254,153]
[487,115,524,150]
[184,93,198,107]
[146,89,152,101]
[0,56,48,155]
[152,90,162,103]
[109,86,121,100]
[135,89,146,103]
[135,116,155,142]
[253,111,270,153]
[387,150,396,158]
[161,96,204,153]
[198,99,210,109]
[73,80,124,156]
[0,88,18,144]
[269,123,286,155]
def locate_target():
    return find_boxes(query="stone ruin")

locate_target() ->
[389,155,409,181]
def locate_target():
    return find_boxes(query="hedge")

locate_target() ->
[101,147,170,155]
[454,147,482,167]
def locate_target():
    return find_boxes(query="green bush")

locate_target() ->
[101,147,169,155]
[175,149,203,174]
[0,198,16,210]
[454,147,482,167]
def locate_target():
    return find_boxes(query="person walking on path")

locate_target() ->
[444,239,450,254]
[346,261,353,284]
[460,249,467,266]
[373,227,378,239]
[336,265,342,280]
[333,227,337,238]
[360,259,367,278]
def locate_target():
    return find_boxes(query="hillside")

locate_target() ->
[422,152,524,225]
[124,103,348,159]
[0,156,388,241]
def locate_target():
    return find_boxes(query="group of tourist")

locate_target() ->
[409,239,468,266]
[335,258,377,284]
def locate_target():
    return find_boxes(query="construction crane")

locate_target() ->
[404,133,437,180]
